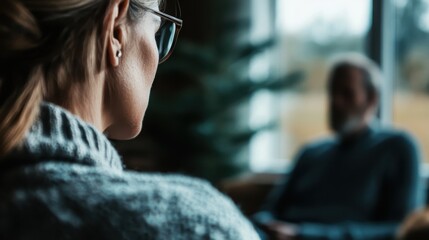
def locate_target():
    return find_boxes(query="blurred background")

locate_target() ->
[115,0,429,216]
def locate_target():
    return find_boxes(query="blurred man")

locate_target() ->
[253,54,424,240]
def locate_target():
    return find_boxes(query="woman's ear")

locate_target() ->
[105,0,130,67]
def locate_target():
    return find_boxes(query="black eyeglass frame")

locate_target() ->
[141,6,183,64]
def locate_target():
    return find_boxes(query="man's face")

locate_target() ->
[328,66,374,135]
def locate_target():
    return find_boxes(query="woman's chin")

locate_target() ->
[104,122,142,140]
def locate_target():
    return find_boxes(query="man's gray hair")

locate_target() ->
[328,53,383,97]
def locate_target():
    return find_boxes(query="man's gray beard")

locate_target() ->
[337,116,362,137]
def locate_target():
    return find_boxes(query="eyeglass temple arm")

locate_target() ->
[142,7,183,27]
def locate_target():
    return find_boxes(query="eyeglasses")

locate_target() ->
[142,7,183,64]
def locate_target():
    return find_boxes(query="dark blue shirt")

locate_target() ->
[255,127,423,240]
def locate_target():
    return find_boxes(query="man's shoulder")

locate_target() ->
[371,129,420,167]
[373,128,419,150]
[302,137,337,154]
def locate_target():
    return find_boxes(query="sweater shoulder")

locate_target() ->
[0,162,259,240]
[373,129,419,154]
[298,137,336,159]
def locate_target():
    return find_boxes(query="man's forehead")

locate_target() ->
[332,68,365,85]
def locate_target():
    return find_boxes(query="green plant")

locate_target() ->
[115,39,304,182]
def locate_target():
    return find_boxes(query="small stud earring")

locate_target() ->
[116,50,122,58]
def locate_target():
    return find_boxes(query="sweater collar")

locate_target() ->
[338,125,375,147]
[3,102,123,171]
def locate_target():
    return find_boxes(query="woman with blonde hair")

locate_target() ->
[0,0,259,239]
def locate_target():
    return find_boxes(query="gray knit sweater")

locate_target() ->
[0,103,259,240]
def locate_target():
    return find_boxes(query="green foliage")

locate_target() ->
[117,39,304,182]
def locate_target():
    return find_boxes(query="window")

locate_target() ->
[249,0,372,171]
[393,0,429,162]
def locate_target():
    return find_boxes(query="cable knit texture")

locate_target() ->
[0,103,259,240]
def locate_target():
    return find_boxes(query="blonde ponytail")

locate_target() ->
[0,67,43,157]
[0,0,44,157]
